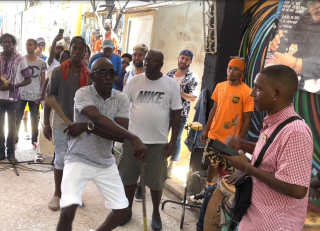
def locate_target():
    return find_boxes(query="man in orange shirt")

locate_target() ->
[104,19,119,54]
[190,58,254,203]
[90,29,102,56]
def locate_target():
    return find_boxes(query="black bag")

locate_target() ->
[231,116,301,222]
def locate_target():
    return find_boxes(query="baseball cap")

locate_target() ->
[133,44,148,52]
[56,41,68,50]
[70,36,86,48]
[36,37,46,44]
[92,29,101,35]
[102,39,114,49]
[180,49,193,60]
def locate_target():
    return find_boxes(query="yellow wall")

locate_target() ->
[73,2,83,36]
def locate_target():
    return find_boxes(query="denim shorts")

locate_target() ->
[53,130,69,170]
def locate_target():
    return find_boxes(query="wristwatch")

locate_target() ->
[87,123,94,135]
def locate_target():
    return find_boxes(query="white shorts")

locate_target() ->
[60,162,129,210]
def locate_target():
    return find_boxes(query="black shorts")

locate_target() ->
[202,138,234,173]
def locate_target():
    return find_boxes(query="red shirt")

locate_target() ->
[239,105,313,231]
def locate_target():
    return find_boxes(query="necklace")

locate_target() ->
[70,66,80,76]
[224,81,241,99]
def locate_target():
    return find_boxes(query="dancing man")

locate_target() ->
[56,57,147,231]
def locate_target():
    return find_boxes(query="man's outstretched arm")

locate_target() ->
[65,106,147,161]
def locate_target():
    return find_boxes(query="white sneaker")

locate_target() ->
[190,187,207,204]
[24,131,30,140]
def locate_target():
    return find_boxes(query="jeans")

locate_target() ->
[53,130,69,170]
[0,101,20,158]
[196,184,217,230]
[16,100,40,144]
[169,118,187,162]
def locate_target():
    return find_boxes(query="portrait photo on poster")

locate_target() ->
[264,0,320,95]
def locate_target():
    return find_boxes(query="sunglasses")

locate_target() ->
[37,43,45,48]
[91,69,115,78]
[121,60,130,66]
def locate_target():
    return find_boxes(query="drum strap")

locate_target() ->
[254,116,301,168]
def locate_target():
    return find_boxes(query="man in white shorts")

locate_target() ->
[56,57,147,231]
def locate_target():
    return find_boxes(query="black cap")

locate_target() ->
[180,49,193,60]
[70,36,86,47]
[121,53,132,62]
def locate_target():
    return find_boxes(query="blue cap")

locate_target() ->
[179,49,193,60]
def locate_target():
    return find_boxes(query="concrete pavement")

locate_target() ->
[0,138,199,231]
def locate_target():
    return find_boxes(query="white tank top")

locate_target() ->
[126,70,144,85]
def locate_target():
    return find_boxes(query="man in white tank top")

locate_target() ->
[123,44,148,87]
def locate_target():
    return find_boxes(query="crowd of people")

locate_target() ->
[0,16,319,231]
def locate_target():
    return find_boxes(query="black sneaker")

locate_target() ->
[134,182,143,202]
[190,187,207,204]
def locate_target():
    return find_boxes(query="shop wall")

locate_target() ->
[151,2,205,159]
[121,10,156,53]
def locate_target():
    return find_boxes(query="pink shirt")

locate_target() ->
[239,105,313,231]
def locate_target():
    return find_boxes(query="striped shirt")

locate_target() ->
[239,105,313,231]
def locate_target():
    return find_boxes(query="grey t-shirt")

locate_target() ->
[46,67,80,131]
[20,57,47,101]
[65,85,129,168]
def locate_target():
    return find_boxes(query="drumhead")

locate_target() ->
[217,176,236,197]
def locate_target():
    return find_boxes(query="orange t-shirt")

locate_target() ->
[94,39,102,53]
[105,31,120,54]
[208,81,254,142]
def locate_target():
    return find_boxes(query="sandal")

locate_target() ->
[35,153,43,163]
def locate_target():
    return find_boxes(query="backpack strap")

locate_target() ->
[253,116,301,168]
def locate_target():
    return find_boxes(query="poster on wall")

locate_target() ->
[264,0,320,95]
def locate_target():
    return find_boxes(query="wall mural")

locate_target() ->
[241,0,320,186]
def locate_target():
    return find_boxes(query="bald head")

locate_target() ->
[259,65,298,99]
[91,57,114,73]
[147,50,164,62]
[143,50,164,79]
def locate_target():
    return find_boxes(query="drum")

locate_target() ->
[217,177,235,197]
[203,176,235,231]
